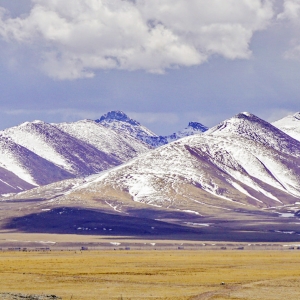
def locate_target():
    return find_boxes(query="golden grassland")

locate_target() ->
[0,250,300,300]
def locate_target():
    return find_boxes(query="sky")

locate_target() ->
[0,0,300,135]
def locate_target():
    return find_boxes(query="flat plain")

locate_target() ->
[0,250,300,300]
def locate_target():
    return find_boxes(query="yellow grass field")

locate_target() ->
[0,250,300,300]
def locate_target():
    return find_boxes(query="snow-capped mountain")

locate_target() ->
[2,109,300,211]
[0,113,158,194]
[165,121,208,142]
[0,135,73,193]
[207,112,300,157]
[55,119,151,162]
[1,120,121,177]
[272,112,300,141]
[96,110,208,147]
[96,110,157,141]
[5,111,300,241]
[56,112,300,216]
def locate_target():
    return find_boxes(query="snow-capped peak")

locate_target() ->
[240,111,252,117]
[272,112,300,142]
[206,112,300,157]
[273,112,300,129]
[187,122,208,132]
[96,110,140,126]
[95,110,158,150]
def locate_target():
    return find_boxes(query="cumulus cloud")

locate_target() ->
[0,0,274,79]
[277,0,300,21]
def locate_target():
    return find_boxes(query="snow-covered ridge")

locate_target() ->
[96,111,140,126]
[55,119,151,162]
[96,110,157,139]
[272,112,300,142]
[206,112,300,157]
[96,110,208,147]
[0,110,208,194]
[0,116,153,194]
[2,120,125,176]
[142,121,208,147]
[2,121,71,170]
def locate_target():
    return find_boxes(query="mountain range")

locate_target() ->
[0,111,206,194]
[53,112,300,211]
[1,110,300,241]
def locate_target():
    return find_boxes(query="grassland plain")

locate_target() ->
[0,251,300,299]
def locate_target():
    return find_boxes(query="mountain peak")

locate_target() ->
[239,111,252,117]
[96,111,140,126]
[235,112,258,120]
[272,112,300,127]
[187,122,208,132]
[209,111,287,136]
[206,111,300,158]
[19,120,45,127]
[293,112,300,120]
[272,112,300,141]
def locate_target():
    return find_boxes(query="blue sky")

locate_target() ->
[0,0,300,135]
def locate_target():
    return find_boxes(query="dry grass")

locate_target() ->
[0,250,299,299]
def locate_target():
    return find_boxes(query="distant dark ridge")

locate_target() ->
[96,110,140,126]
[188,122,208,132]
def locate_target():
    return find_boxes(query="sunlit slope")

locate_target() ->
[0,135,73,192]
[55,119,151,162]
[2,120,123,175]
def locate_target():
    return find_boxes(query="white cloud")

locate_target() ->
[0,0,274,79]
[277,0,300,21]
[277,0,300,61]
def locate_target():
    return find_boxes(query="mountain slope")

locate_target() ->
[272,112,300,141]
[1,120,121,177]
[0,135,73,192]
[55,119,151,162]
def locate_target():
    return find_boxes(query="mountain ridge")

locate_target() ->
[272,112,300,142]
[0,111,208,194]
[96,110,208,147]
